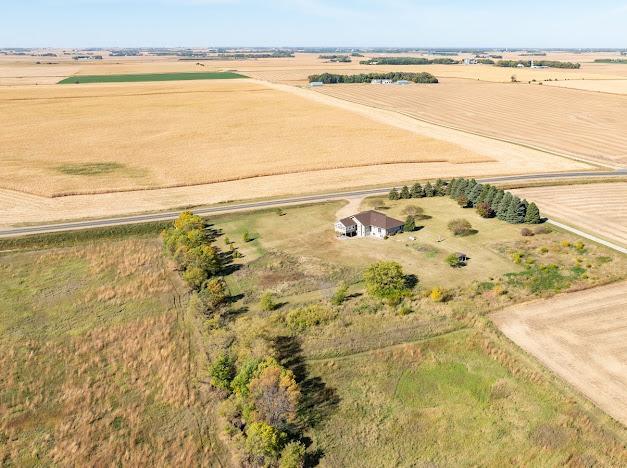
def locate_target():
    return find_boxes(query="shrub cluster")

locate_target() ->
[447,178,542,224]
[308,72,438,84]
[318,54,351,62]
[496,60,580,69]
[162,212,230,312]
[360,57,459,65]
[212,355,306,466]
[364,261,412,305]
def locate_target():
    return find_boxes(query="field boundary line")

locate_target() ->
[547,219,627,254]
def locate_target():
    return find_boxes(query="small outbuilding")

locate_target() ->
[309,81,324,87]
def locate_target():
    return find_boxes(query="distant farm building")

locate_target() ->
[335,210,404,238]
[309,81,324,87]
[396,80,410,85]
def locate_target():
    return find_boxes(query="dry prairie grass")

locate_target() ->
[512,183,627,248]
[0,79,490,197]
[0,237,222,466]
[315,79,627,166]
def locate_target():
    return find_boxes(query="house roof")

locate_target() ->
[338,217,357,227]
[352,210,404,230]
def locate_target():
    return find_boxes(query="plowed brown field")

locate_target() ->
[315,79,627,167]
[492,281,627,427]
[513,183,627,248]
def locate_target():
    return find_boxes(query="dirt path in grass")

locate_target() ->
[335,196,365,221]
[492,281,627,427]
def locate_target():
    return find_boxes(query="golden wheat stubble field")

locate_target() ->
[512,183,627,248]
[0,79,497,197]
[315,79,627,167]
[492,281,627,427]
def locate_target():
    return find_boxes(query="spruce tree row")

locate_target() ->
[446,177,541,224]
[388,178,542,224]
[388,179,447,200]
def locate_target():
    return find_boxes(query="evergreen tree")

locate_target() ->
[388,188,399,200]
[424,181,435,197]
[411,182,425,198]
[404,215,416,232]
[525,202,541,224]
[515,199,527,223]
[453,179,467,198]
[464,179,477,198]
[446,178,458,196]
[477,185,492,204]
[434,178,446,196]
[490,190,504,212]
[505,196,523,224]
[468,184,483,205]
[400,185,411,199]
[497,192,513,220]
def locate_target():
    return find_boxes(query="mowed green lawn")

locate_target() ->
[58,71,247,84]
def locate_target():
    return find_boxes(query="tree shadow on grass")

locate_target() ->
[273,335,340,431]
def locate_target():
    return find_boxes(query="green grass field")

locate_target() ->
[306,330,625,466]
[57,71,247,84]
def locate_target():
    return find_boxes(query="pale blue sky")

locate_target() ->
[2,0,626,48]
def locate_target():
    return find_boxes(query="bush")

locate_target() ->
[231,359,262,397]
[279,441,306,468]
[447,219,474,236]
[245,422,285,460]
[243,230,253,242]
[248,361,300,429]
[260,292,278,311]
[457,195,471,208]
[534,225,552,235]
[209,353,236,391]
[402,205,424,217]
[363,261,410,302]
[285,304,336,331]
[520,228,534,237]
[445,254,466,268]
[429,287,445,302]
[199,277,230,310]
[182,266,209,290]
[396,302,413,316]
[476,202,495,218]
[331,281,349,306]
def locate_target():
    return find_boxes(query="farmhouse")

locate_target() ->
[335,210,404,238]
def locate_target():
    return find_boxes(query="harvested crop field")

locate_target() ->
[544,79,627,95]
[58,71,246,84]
[315,79,627,167]
[492,281,627,427]
[0,79,491,197]
[512,183,627,248]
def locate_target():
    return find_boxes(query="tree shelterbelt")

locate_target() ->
[388,178,542,224]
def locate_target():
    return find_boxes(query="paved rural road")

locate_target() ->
[1,170,625,244]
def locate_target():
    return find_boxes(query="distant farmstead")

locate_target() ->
[309,81,324,87]
[335,210,404,238]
